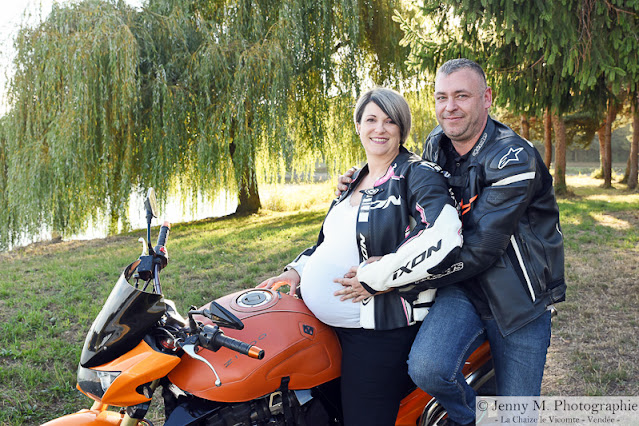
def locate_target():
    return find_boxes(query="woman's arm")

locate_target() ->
[355,164,462,293]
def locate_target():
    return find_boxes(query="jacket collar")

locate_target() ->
[425,116,496,164]
[339,146,412,203]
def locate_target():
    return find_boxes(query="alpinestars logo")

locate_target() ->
[422,262,464,280]
[498,147,524,169]
[392,239,442,280]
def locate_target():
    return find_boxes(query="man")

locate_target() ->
[338,59,566,425]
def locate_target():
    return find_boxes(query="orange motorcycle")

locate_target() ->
[43,189,494,426]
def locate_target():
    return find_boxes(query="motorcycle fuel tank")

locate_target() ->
[168,289,342,402]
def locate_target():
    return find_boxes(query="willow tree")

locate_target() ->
[3,0,141,246]
[1,0,412,249]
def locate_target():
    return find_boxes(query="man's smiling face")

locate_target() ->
[434,68,492,152]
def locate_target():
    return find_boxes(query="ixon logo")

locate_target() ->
[392,240,442,280]
[370,196,402,210]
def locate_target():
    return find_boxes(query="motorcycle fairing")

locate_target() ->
[40,406,126,425]
[80,268,166,368]
[78,339,181,407]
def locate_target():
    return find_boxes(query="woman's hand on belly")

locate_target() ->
[334,256,389,302]
[334,268,374,303]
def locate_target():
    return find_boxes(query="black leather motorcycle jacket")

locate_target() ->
[418,117,566,336]
[288,147,463,330]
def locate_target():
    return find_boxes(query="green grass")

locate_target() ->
[0,188,332,425]
[1,176,638,424]
[544,175,639,397]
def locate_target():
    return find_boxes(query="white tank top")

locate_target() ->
[300,197,361,328]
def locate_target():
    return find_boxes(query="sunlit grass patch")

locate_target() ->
[260,181,335,212]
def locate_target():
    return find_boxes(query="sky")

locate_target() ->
[0,0,142,116]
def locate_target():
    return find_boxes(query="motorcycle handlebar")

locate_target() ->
[214,333,264,360]
[156,222,171,248]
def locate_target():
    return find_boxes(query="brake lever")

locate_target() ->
[138,237,148,256]
[181,343,222,387]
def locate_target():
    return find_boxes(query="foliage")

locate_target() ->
[394,0,639,191]
[396,1,589,116]
[0,0,417,250]
[3,1,141,245]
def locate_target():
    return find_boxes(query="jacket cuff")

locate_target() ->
[359,280,378,295]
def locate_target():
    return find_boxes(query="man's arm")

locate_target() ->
[416,141,545,289]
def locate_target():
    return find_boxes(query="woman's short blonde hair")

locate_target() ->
[353,88,412,145]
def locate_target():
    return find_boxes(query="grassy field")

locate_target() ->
[543,174,639,397]
[0,175,638,425]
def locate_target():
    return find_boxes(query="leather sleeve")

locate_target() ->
[285,245,317,278]
[418,139,542,288]
[357,163,463,292]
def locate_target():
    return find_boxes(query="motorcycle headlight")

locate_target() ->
[77,364,121,401]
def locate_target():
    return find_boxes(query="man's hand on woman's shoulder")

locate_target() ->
[335,166,358,196]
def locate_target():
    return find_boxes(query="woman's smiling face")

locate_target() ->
[356,101,401,161]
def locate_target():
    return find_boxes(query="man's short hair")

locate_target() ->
[437,58,487,89]
[353,88,412,145]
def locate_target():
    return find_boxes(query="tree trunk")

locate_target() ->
[629,92,639,190]
[602,99,615,188]
[620,156,630,184]
[551,112,567,194]
[230,141,261,215]
[235,167,261,215]
[520,114,530,141]
[544,108,553,168]
[594,126,605,179]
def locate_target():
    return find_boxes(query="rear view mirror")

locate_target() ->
[144,188,158,219]
[203,303,244,330]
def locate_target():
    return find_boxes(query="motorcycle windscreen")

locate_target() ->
[80,273,166,368]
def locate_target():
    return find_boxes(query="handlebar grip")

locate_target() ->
[215,333,265,360]
[156,222,171,247]
[248,346,265,359]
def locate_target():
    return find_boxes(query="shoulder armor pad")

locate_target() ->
[417,160,450,178]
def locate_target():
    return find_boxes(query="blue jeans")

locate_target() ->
[407,285,552,425]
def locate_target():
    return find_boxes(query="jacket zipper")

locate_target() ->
[510,235,536,302]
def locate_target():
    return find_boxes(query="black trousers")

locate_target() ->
[334,325,420,426]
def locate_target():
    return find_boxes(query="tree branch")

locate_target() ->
[604,0,638,17]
